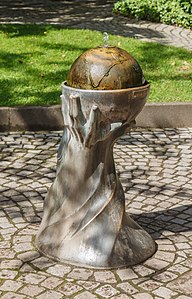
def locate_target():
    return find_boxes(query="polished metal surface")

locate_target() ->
[36,80,156,268]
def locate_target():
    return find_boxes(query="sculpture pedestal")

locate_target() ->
[36,83,156,268]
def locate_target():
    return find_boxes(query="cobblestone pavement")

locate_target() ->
[0,128,192,298]
[0,0,191,50]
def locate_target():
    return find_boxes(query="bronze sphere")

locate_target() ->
[67,46,145,90]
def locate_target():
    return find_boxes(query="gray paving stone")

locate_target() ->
[46,264,71,277]
[68,268,93,280]
[94,270,116,283]
[18,273,46,284]
[0,280,23,292]
[112,295,133,299]
[13,242,34,253]
[0,129,192,298]
[167,271,192,296]
[19,264,34,273]
[116,268,138,281]
[0,293,26,299]
[1,259,23,269]
[153,286,178,298]
[36,290,63,299]
[132,265,155,277]
[153,271,179,283]
[40,277,63,289]
[168,264,189,274]
[57,282,83,296]
[77,280,100,291]
[74,291,98,299]
[0,270,18,279]
[133,294,153,299]
[144,257,169,270]
[117,282,138,294]
[30,256,55,270]
[95,284,120,297]
[177,296,192,299]
[19,285,45,296]
[153,251,175,263]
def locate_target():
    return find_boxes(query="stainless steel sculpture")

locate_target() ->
[36,46,157,268]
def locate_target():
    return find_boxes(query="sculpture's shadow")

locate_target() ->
[131,204,192,240]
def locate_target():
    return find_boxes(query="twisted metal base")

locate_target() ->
[36,83,156,268]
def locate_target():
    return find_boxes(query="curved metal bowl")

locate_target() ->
[62,81,150,123]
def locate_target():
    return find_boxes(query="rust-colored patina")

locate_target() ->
[67,46,145,90]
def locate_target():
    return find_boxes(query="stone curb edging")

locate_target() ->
[136,103,192,128]
[0,103,192,131]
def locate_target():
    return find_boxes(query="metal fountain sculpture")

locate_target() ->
[36,34,157,268]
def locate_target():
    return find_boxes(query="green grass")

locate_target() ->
[0,24,191,106]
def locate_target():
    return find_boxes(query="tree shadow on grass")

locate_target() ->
[0,37,90,107]
[0,23,191,127]
[0,0,165,40]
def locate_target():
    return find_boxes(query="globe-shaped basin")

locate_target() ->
[67,46,146,90]
[65,46,149,123]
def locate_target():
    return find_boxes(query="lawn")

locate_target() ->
[0,24,191,106]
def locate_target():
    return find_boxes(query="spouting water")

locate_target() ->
[103,32,109,47]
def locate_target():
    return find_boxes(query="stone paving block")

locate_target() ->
[154,251,175,263]
[13,242,34,253]
[167,270,192,296]
[0,270,18,279]
[154,270,178,283]
[0,293,26,299]
[74,291,98,299]
[0,129,192,299]
[177,296,192,299]
[36,290,63,299]
[17,251,40,263]
[133,293,153,299]
[153,286,178,298]
[168,264,189,274]
[132,265,155,277]
[77,280,100,291]
[19,264,34,273]
[95,284,120,297]
[94,271,116,283]
[40,276,63,289]
[117,282,138,295]
[19,284,45,296]
[30,256,54,270]
[57,282,83,296]
[139,280,162,291]
[112,295,132,299]
[0,280,23,292]
[0,259,23,269]
[18,273,46,284]
[143,257,169,270]
[68,268,93,280]
[46,264,71,277]
[116,268,138,281]
[175,242,191,250]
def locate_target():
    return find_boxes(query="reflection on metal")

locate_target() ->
[36,81,157,268]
